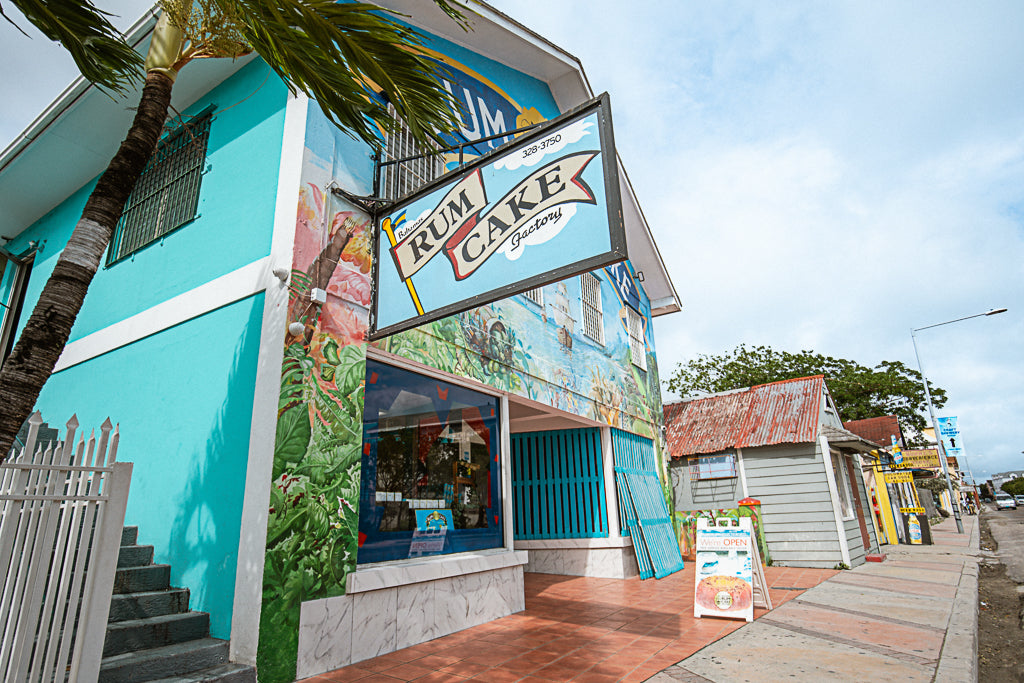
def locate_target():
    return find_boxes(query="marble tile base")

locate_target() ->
[296,563,525,677]
[524,546,639,579]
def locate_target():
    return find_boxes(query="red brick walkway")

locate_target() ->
[299,565,836,682]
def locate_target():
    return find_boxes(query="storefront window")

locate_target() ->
[358,359,503,563]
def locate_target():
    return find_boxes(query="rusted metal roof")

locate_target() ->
[843,415,904,448]
[663,376,824,458]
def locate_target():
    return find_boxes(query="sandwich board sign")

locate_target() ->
[370,93,626,339]
[693,517,771,622]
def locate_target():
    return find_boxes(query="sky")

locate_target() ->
[2,1,1022,481]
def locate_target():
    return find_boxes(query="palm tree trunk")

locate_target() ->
[0,71,174,459]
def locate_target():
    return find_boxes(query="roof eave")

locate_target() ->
[1,1,680,316]
[0,5,256,242]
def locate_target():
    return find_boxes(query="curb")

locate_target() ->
[933,516,980,683]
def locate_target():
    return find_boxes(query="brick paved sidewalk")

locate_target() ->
[298,564,835,682]
[649,514,980,683]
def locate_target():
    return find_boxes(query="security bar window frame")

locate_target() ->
[107,107,214,265]
[580,271,604,345]
[380,104,447,202]
[627,306,647,371]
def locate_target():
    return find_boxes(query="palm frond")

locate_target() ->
[221,0,465,147]
[8,0,143,95]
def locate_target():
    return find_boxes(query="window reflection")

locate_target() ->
[358,360,502,563]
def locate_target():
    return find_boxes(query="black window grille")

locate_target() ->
[108,108,213,264]
[381,104,445,201]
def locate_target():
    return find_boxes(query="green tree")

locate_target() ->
[666,344,947,444]
[1000,477,1024,496]
[918,475,957,495]
[0,0,468,459]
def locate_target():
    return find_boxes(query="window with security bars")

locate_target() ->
[381,104,446,201]
[580,272,604,344]
[627,307,647,370]
[108,109,213,264]
[522,287,543,306]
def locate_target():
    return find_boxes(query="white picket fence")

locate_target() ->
[0,413,133,683]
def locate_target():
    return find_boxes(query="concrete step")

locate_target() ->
[118,544,155,568]
[121,526,139,546]
[103,611,210,658]
[109,588,190,623]
[148,663,256,683]
[114,563,171,594]
[99,638,229,683]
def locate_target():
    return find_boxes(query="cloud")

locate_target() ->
[492,0,1024,473]
[491,120,595,171]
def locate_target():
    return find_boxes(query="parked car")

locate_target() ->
[1015,495,1024,507]
[995,494,1017,510]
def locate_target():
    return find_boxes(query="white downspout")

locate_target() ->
[820,435,852,568]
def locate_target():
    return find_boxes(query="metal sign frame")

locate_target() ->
[368,93,625,340]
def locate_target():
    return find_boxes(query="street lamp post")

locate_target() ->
[911,307,1006,534]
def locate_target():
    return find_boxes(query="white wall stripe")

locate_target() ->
[53,257,271,373]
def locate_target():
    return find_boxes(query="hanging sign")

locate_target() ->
[891,435,903,465]
[370,94,626,339]
[884,471,915,484]
[693,517,770,622]
[891,449,940,469]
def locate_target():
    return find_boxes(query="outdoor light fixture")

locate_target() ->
[287,289,329,338]
[911,306,1007,534]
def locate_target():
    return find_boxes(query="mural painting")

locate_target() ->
[378,265,661,439]
[257,178,372,681]
[256,36,665,681]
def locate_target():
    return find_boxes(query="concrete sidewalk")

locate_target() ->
[649,514,980,683]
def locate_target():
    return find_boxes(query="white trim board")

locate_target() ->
[231,92,308,666]
[820,434,852,568]
[53,256,273,372]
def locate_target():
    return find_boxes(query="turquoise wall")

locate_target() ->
[5,59,288,342]
[34,293,265,638]
[3,58,290,639]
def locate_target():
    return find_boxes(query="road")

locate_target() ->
[983,504,1024,581]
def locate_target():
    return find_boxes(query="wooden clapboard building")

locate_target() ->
[664,376,882,568]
